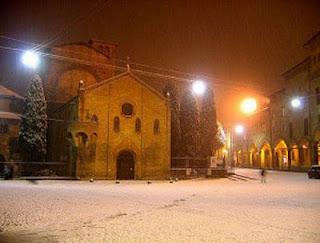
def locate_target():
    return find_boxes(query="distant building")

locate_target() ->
[234,31,320,170]
[0,85,23,161]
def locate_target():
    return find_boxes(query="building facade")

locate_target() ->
[48,72,171,179]
[0,85,23,161]
[234,31,320,171]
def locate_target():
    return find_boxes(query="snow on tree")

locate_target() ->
[199,87,218,157]
[215,122,227,149]
[19,74,48,161]
[180,88,199,158]
[163,83,181,157]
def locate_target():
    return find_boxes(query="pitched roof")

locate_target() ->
[85,71,167,101]
[0,111,21,120]
[0,85,23,99]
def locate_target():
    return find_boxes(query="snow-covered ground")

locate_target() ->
[0,169,319,242]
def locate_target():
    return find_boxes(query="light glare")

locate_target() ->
[235,124,244,134]
[192,80,206,95]
[291,98,302,108]
[240,98,257,114]
[22,50,40,69]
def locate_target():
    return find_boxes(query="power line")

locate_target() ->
[0,43,297,98]
[0,34,266,93]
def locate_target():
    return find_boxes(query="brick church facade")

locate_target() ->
[46,40,171,179]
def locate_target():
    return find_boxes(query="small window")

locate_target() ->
[91,115,98,123]
[122,103,134,117]
[135,118,141,133]
[0,122,8,134]
[76,132,88,147]
[289,122,293,139]
[153,119,160,134]
[113,116,120,132]
[304,118,309,136]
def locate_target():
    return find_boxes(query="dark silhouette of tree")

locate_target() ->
[163,83,181,157]
[19,74,47,161]
[180,88,198,158]
[199,87,218,158]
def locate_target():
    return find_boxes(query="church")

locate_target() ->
[46,40,171,179]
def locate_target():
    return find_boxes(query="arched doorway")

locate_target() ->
[290,144,299,168]
[300,140,311,168]
[260,143,272,168]
[274,140,289,169]
[237,149,243,167]
[117,151,135,180]
[249,144,258,168]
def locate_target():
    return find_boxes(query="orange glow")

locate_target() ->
[240,98,257,114]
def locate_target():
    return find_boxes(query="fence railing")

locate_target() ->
[0,161,69,178]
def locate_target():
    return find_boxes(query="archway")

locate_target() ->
[260,143,272,168]
[116,150,135,180]
[290,144,299,168]
[236,149,243,167]
[274,140,288,169]
[249,144,259,168]
[314,130,320,165]
[300,140,311,168]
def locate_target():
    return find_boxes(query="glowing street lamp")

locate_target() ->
[235,124,244,135]
[192,80,206,96]
[21,50,40,69]
[240,97,257,114]
[291,97,302,109]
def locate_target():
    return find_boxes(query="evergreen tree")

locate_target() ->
[199,87,218,157]
[19,74,48,161]
[180,88,199,158]
[163,83,181,157]
[215,122,226,150]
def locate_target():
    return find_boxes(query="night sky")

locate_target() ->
[1,0,320,124]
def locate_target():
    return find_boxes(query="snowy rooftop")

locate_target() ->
[0,85,23,99]
[0,111,21,120]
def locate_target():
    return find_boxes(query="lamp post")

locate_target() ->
[192,80,206,96]
[21,50,40,70]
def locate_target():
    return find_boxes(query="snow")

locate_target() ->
[0,169,320,242]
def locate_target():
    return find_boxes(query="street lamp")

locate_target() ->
[21,50,40,69]
[235,124,245,134]
[240,97,257,114]
[192,80,206,96]
[291,97,302,109]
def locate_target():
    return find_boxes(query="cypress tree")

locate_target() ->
[180,88,199,158]
[163,83,181,157]
[199,87,218,158]
[19,74,48,161]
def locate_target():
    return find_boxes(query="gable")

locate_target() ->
[85,72,167,102]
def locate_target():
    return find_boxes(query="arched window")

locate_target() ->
[91,115,98,123]
[135,118,141,133]
[153,119,160,134]
[75,132,88,147]
[122,103,134,117]
[114,116,120,132]
[0,120,8,134]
